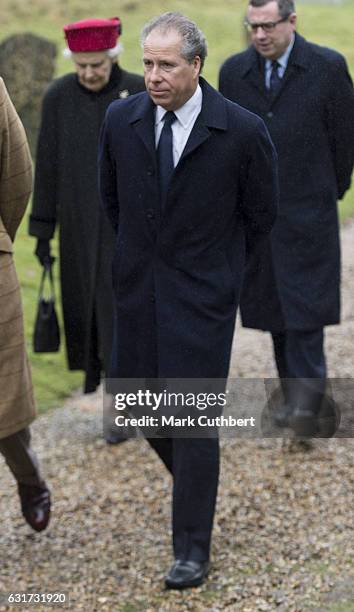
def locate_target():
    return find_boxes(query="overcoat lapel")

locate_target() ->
[130,94,156,163]
[241,34,310,108]
[178,121,211,163]
[240,48,269,101]
[268,34,310,107]
[128,94,161,233]
[162,79,228,221]
[178,77,228,165]
[129,80,228,225]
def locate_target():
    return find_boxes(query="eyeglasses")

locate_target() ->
[244,16,289,33]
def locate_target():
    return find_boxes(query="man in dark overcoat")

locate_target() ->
[219,0,354,435]
[29,18,145,441]
[99,12,278,588]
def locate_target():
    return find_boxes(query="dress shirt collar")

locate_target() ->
[155,84,202,129]
[265,33,295,72]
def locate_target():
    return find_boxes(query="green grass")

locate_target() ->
[14,211,82,412]
[327,602,354,612]
[2,0,354,410]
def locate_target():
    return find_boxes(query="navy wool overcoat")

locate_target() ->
[219,33,354,332]
[99,78,278,379]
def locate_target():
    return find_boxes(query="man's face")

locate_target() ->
[247,1,296,60]
[143,29,201,111]
[72,51,113,92]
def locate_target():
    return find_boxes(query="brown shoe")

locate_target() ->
[18,483,51,532]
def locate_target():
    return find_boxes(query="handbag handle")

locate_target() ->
[38,262,56,301]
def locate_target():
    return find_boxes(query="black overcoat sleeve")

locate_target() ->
[29,84,59,239]
[239,117,279,253]
[325,54,354,200]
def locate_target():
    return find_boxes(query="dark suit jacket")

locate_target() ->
[99,77,278,379]
[219,33,354,331]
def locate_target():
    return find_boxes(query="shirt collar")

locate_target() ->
[155,84,202,128]
[266,33,295,71]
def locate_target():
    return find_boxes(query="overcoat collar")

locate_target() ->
[129,76,228,164]
[180,76,227,163]
[240,33,310,105]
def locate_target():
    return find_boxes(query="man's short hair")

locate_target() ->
[249,0,296,18]
[140,12,208,71]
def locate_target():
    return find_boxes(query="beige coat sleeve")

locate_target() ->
[0,77,32,248]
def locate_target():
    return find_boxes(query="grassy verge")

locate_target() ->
[14,211,82,412]
[3,0,354,410]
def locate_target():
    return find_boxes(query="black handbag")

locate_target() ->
[33,263,60,353]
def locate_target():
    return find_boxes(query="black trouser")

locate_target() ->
[272,328,327,412]
[147,436,219,562]
[0,427,44,487]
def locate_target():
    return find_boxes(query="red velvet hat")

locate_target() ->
[64,17,122,52]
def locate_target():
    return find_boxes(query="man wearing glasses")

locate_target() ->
[219,0,354,436]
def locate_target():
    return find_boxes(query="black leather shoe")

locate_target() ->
[18,483,51,532]
[165,560,209,589]
[104,431,129,445]
[271,402,293,428]
[289,408,319,438]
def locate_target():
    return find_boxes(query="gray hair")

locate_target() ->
[64,42,123,59]
[140,12,207,72]
[249,0,295,18]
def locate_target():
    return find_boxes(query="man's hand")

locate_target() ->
[35,239,55,268]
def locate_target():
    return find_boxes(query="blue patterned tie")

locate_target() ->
[270,60,282,94]
[157,111,177,208]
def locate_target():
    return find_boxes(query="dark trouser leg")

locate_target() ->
[271,332,288,379]
[271,332,288,397]
[271,329,327,430]
[285,328,326,415]
[272,329,326,401]
[271,328,329,437]
[1,428,51,532]
[0,427,44,487]
[146,436,219,562]
[147,437,173,474]
[272,328,326,379]
[172,438,219,562]
[285,329,326,379]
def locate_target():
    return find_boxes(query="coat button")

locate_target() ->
[147,168,154,176]
[150,294,155,303]
[147,210,155,220]
[266,111,273,118]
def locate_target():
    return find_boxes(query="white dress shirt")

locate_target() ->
[265,34,295,89]
[155,84,203,167]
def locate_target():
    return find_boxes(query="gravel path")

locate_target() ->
[1,220,354,612]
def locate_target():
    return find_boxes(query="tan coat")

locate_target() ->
[0,77,35,439]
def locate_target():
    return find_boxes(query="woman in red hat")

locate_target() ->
[29,18,145,443]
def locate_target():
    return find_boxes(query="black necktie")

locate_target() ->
[270,60,282,94]
[157,111,177,208]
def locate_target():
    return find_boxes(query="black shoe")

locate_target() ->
[104,423,133,445]
[165,560,209,589]
[317,395,340,438]
[271,402,293,428]
[289,407,319,438]
[18,483,51,532]
[104,432,129,445]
